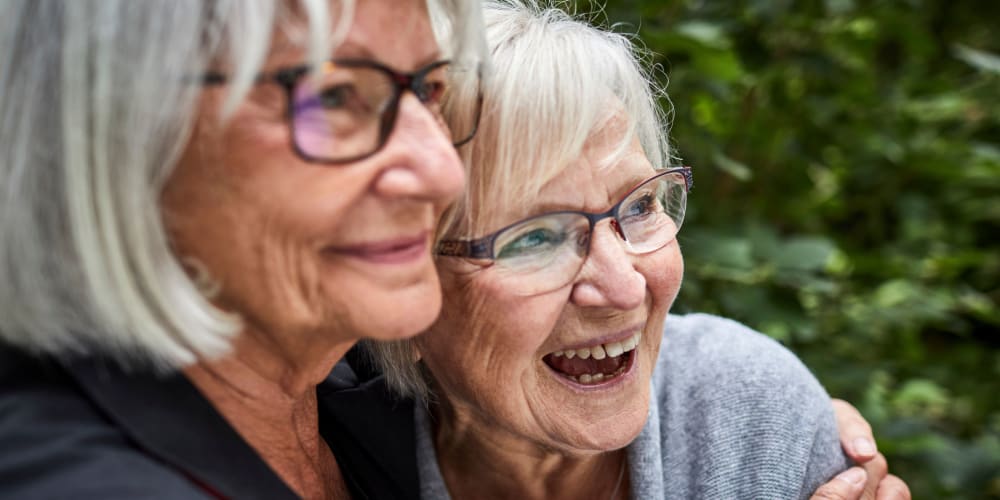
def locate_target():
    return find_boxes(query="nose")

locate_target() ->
[372,93,465,202]
[569,220,646,309]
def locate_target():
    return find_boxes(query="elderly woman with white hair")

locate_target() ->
[359,1,910,499]
[0,0,485,497]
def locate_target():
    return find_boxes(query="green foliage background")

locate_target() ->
[571,0,1000,497]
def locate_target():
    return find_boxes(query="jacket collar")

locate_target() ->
[65,356,298,500]
[317,348,420,500]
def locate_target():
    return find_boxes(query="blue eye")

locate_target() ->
[497,227,567,259]
[623,193,658,219]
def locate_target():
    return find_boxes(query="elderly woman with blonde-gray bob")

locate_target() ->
[0,0,485,497]
[364,1,909,499]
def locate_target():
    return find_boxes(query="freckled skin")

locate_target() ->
[418,115,684,460]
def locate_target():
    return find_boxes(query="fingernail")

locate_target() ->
[836,467,866,486]
[852,437,876,456]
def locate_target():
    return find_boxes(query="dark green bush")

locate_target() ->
[573,0,1000,497]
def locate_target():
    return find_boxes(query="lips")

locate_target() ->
[327,232,430,264]
[543,331,642,385]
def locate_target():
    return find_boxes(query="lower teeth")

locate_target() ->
[571,363,628,384]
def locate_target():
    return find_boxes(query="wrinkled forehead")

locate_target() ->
[469,107,643,233]
[340,0,437,62]
[231,0,456,69]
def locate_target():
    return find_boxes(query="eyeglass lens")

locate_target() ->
[290,61,479,163]
[490,170,688,296]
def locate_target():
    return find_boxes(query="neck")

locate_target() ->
[430,400,628,500]
[184,328,354,499]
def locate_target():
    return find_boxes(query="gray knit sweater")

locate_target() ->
[415,313,849,499]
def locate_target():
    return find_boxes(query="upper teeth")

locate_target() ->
[551,331,641,360]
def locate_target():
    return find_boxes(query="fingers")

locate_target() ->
[829,399,912,500]
[875,474,911,500]
[860,453,889,500]
[832,398,878,462]
[810,467,867,500]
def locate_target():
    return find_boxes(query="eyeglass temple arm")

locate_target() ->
[436,238,494,258]
[678,166,694,191]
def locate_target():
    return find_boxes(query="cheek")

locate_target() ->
[641,242,684,311]
[420,274,564,396]
[162,129,254,276]
[637,243,682,362]
[161,106,372,336]
[164,98,302,255]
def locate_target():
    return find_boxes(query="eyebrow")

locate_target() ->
[333,41,443,70]
[517,176,646,219]
[332,41,375,60]
[259,38,446,77]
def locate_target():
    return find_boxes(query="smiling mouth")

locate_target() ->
[542,331,641,385]
[328,232,430,264]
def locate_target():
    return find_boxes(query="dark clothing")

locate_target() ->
[320,351,420,500]
[0,344,417,499]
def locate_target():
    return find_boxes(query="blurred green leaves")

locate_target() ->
[575,0,999,497]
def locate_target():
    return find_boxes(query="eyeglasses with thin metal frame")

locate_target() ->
[436,166,693,296]
[203,58,483,164]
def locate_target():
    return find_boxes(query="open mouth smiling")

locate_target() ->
[542,331,641,385]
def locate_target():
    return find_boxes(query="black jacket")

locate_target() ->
[0,343,418,499]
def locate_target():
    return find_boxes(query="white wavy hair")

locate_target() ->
[366,0,674,401]
[0,0,485,370]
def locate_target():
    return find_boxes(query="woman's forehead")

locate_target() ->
[257,0,439,71]
[338,0,439,69]
[479,132,655,228]
[539,140,653,206]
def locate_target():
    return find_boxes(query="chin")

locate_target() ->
[360,277,443,341]
[559,414,647,455]
[553,392,650,454]
[599,407,648,449]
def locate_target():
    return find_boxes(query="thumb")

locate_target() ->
[810,467,867,500]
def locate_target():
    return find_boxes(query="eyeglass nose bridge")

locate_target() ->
[388,73,425,101]
[555,212,634,293]
[378,64,447,145]
[396,71,439,103]
[576,208,630,258]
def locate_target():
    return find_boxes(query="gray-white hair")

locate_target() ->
[366,0,674,401]
[0,0,484,370]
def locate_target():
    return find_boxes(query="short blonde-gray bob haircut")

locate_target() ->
[367,0,673,401]
[0,0,485,370]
